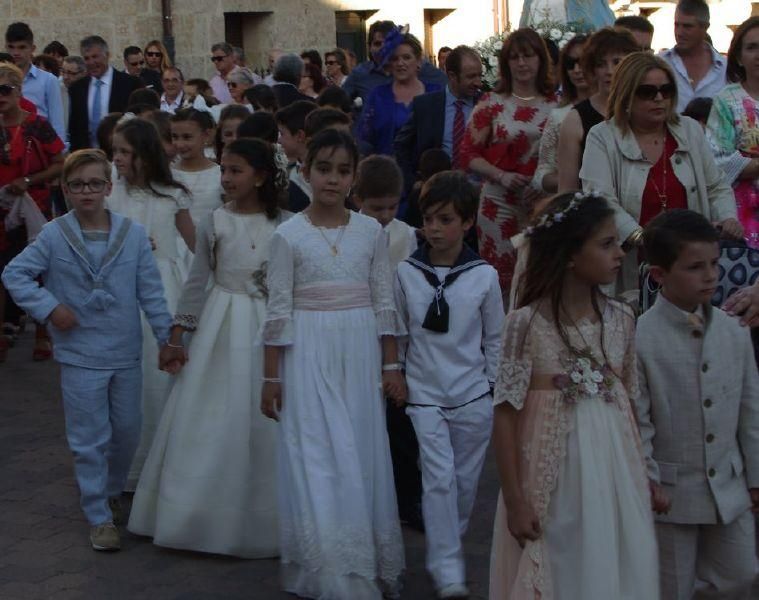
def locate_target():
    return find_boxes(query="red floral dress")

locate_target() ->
[461,92,556,305]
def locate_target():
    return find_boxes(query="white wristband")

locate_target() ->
[382,363,402,372]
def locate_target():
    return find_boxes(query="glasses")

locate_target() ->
[146,51,162,58]
[211,55,228,63]
[635,83,676,101]
[128,60,145,68]
[66,179,108,194]
[564,56,580,70]
[0,84,16,96]
[227,81,238,88]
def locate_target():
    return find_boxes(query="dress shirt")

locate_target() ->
[209,73,233,104]
[23,64,66,148]
[160,91,184,114]
[659,45,727,113]
[88,66,113,126]
[442,85,475,157]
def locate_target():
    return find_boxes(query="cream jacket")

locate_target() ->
[580,116,736,293]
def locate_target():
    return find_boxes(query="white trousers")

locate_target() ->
[657,510,758,600]
[406,396,493,589]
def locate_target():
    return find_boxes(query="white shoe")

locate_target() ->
[437,583,470,599]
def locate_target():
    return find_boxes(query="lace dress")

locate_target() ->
[489,301,659,600]
[264,211,405,599]
[128,206,287,557]
[106,176,192,489]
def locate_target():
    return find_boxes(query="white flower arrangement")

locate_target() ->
[553,349,615,404]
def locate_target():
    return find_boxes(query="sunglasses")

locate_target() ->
[128,60,145,68]
[211,55,227,63]
[66,178,108,194]
[0,84,16,96]
[227,81,238,87]
[146,51,162,58]
[564,56,580,70]
[635,83,676,101]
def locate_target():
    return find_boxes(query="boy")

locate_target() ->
[636,209,759,599]
[394,171,503,599]
[2,150,182,551]
[275,100,316,213]
[303,107,351,139]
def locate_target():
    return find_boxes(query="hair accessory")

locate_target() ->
[117,112,138,126]
[378,24,410,67]
[524,190,604,237]
[273,143,290,191]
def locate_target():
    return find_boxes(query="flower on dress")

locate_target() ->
[552,348,616,405]
[481,198,499,221]
[514,105,539,123]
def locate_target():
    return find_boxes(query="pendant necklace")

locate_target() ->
[648,137,669,212]
[310,211,348,256]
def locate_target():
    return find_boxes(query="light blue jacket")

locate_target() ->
[2,210,171,368]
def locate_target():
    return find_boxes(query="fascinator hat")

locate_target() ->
[378,24,411,67]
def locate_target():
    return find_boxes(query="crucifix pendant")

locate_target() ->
[330,246,338,256]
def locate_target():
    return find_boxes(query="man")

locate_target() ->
[43,41,68,68]
[271,54,314,108]
[343,20,447,107]
[232,46,246,68]
[159,67,184,114]
[209,42,235,104]
[61,56,87,133]
[123,45,162,93]
[5,22,66,146]
[263,48,283,86]
[615,15,655,51]
[395,46,482,193]
[659,0,726,113]
[68,36,143,151]
[437,46,452,69]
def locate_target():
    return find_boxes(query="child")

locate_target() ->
[395,171,503,599]
[490,192,659,599]
[303,107,351,139]
[636,209,759,599]
[128,138,290,557]
[106,118,195,489]
[1,149,181,551]
[275,100,317,213]
[214,104,251,162]
[261,129,405,598]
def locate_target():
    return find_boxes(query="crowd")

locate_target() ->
[1,0,759,598]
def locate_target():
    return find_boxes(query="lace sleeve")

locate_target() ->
[619,304,639,403]
[493,307,533,410]
[263,230,294,345]
[369,225,404,336]
[174,213,214,330]
[531,109,562,192]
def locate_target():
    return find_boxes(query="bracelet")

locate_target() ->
[166,342,184,349]
[263,377,282,383]
[382,363,402,372]
[626,228,644,248]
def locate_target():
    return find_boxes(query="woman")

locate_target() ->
[325,48,349,87]
[531,34,590,194]
[707,16,759,248]
[580,52,742,294]
[298,62,326,99]
[226,68,258,106]
[143,40,172,75]
[0,63,65,362]
[558,28,639,192]
[461,28,556,305]
[358,30,441,156]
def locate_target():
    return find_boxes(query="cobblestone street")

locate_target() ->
[0,331,495,600]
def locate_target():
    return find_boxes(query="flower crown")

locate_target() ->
[524,191,604,237]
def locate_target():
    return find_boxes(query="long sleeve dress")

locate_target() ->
[263,211,405,599]
[128,206,287,557]
[489,300,659,600]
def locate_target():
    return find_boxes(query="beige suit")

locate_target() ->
[636,294,759,599]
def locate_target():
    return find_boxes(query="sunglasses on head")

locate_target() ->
[211,55,227,62]
[635,83,676,101]
[146,51,162,58]
[0,84,16,96]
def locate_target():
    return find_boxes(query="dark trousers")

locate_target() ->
[386,402,422,515]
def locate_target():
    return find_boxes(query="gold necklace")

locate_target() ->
[512,93,536,101]
[309,211,349,256]
[648,138,669,212]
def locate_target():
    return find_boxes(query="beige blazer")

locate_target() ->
[635,295,759,525]
[580,116,737,293]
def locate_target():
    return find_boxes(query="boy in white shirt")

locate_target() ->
[394,171,504,599]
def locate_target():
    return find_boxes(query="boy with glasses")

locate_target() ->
[2,150,183,551]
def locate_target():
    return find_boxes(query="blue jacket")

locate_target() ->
[2,210,172,368]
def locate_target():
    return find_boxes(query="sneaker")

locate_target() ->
[108,497,124,525]
[90,522,120,551]
[437,583,470,599]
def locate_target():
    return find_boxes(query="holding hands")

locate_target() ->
[159,343,187,374]
[506,498,542,548]
[382,370,407,407]
[649,480,671,515]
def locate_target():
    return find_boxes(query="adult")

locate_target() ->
[358,32,441,157]
[5,22,66,148]
[32,55,59,77]
[558,28,639,192]
[531,34,590,194]
[209,42,236,104]
[299,49,323,71]
[615,15,655,52]
[659,0,726,113]
[707,16,759,249]
[42,41,68,67]
[68,36,143,151]
[580,52,740,294]
[271,54,313,108]
[123,45,162,93]
[342,20,447,108]
[263,48,283,86]
[324,48,349,87]
[232,46,245,67]
[437,46,452,70]
[61,56,86,132]
[226,67,259,105]
[0,63,65,362]
[298,63,326,99]
[395,45,482,192]
[160,67,184,114]
[143,40,172,76]
[461,28,557,303]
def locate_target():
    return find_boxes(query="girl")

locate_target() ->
[128,138,288,557]
[489,191,659,599]
[215,104,252,163]
[106,118,195,490]
[261,129,406,599]
[490,192,659,600]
